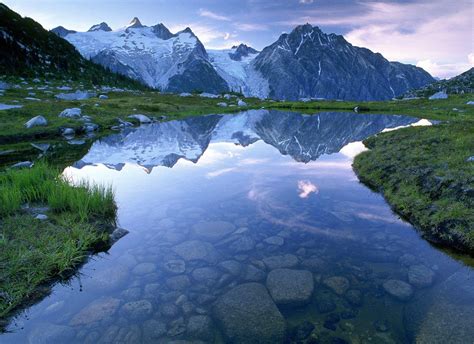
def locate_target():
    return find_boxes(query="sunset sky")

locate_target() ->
[5,0,473,78]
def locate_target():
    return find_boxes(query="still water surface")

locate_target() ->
[3,110,474,343]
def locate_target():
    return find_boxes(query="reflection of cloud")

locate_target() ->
[238,158,269,165]
[339,141,368,159]
[206,167,236,178]
[297,180,319,198]
[382,119,432,133]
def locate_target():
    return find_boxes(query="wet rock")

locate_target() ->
[263,254,299,270]
[192,267,220,282]
[142,319,167,341]
[167,317,186,337]
[266,269,314,306]
[264,236,284,246]
[323,276,350,295]
[345,289,363,307]
[120,300,153,320]
[25,115,48,128]
[315,292,336,313]
[291,321,315,341]
[301,257,326,271]
[398,253,417,267]
[163,259,186,274]
[172,240,218,263]
[70,297,120,326]
[160,302,180,318]
[242,264,266,282]
[109,227,129,244]
[407,264,435,288]
[28,323,75,344]
[383,279,413,301]
[218,260,242,276]
[229,235,256,252]
[87,265,128,291]
[324,313,341,331]
[59,107,82,118]
[213,283,286,343]
[192,220,235,242]
[373,319,390,332]
[166,275,191,290]
[132,262,156,275]
[186,315,214,341]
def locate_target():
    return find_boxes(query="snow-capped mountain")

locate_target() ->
[252,24,434,100]
[56,18,228,93]
[54,20,434,100]
[77,110,419,171]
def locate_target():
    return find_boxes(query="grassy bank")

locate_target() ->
[353,121,474,254]
[0,163,116,321]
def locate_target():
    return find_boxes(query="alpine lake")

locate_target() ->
[2,110,474,343]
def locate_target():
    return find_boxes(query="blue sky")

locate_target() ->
[4,0,473,78]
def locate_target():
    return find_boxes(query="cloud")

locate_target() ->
[234,23,269,32]
[416,58,473,79]
[168,23,225,44]
[206,168,236,178]
[198,8,230,21]
[297,180,318,198]
[299,0,314,4]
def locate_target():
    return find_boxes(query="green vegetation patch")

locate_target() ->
[353,122,474,253]
[0,163,116,319]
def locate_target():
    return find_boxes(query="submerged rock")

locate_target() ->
[28,323,75,344]
[192,220,235,242]
[323,276,350,295]
[383,279,413,301]
[120,300,153,320]
[186,315,214,341]
[213,283,286,343]
[266,269,314,306]
[172,240,218,263]
[70,297,120,326]
[407,264,435,288]
[163,259,186,274]
[263,254,299,270]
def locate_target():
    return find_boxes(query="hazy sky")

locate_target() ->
[5,0,473,78]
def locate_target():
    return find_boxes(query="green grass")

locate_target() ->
[353,122,474,253]
[0,162,116,319]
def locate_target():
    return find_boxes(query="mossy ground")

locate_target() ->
[0,163,116,322]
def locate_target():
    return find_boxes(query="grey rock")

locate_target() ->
[266,269,314,305]
[99,94,109,99]
[217,102,228,107]
[10,161,33,169]
[55,91,95,100]
[61,128,75,136]
[166,275,191,290]
[192,220,235,242]
[35,214,48,221]
[25,115,48,128]
[120,300,153,320]
[323,276,350,295]
[186,315,214,341]
[237,99,247,107]
[28,323,75,344]
[163,259,186,274]
[83,123,99,132]
[408,264,435,288]
[128,114,152,123]
[109,227,129,244]
[70,297,120,326]
[192,267,220,282]
[229,235,256,252]
[172,240,218,263]
[213,283,286,343]
[264,236,284,246]
[429,91,448,100]
[132,262,156,275]
[263,254,299,270]
[383,279,414,301]
[58,108,82,118]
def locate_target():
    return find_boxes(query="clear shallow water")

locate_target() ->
[3,110,474,343]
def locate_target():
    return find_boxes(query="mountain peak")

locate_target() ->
[127,17,144,28]
[88,22,112,32]
[51,26,77,38]
[152,23,173,40]
[229,44,259,61]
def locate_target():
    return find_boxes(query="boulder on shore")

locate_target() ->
[25,115,48,128]
[59,108,82,118]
